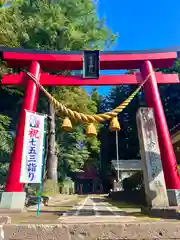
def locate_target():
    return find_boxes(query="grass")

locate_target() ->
[107,200,141,209]
[106,198,162,220]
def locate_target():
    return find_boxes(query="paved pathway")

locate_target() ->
[59,195,137,223]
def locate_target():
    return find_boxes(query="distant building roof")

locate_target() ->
[111,160,142,171]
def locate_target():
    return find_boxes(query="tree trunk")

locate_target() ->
[46,100,58,182]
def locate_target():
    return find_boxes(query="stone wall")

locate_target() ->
[1,222,180,240]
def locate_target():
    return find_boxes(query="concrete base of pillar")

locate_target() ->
[141,206,180,219]
[0,192,26,210]
[167,189,180,206]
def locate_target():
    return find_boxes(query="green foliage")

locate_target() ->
[57,126,90,172]
[100,85,143,186]
[0,65,24,185]
[0,0,7,8]
[48,86,102,181]
[0,0,116,185]
[100,64,180,190]
[0,0,116,50]
[55,87,100,171]
[157,60,180,129]
[0,114,13,185]
[59,177,75,194]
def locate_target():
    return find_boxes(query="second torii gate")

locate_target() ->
[1,47,180,195]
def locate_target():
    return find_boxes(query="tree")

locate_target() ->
[0,114,13,185]
[157,60,180,129]
[100,64,180,191]
[0,0,116,185]
[0,63,24,184]
[54,87,101,181]
[100,85,142,159]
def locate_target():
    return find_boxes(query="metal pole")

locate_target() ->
[115,131,120,182]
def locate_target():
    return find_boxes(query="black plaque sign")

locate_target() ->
[83,50,100,79]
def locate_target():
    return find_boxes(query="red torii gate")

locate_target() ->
[1,47,180,192]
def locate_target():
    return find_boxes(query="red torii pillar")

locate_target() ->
[1,47,180,194]
[5,61,41,192]
[141,61,180,189]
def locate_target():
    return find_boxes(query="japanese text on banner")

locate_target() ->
[20,111,45,183]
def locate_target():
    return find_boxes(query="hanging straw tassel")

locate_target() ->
[86,123,97,137]
[62,117,72,131]
[109,117,121,131]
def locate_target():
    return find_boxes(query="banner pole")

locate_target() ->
[36,116,47,217]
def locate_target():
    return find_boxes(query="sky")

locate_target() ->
[85,0,180,96]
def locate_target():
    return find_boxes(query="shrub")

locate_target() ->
[122,171,144,191]
[42,179,59,196]
[120,172,146,205]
